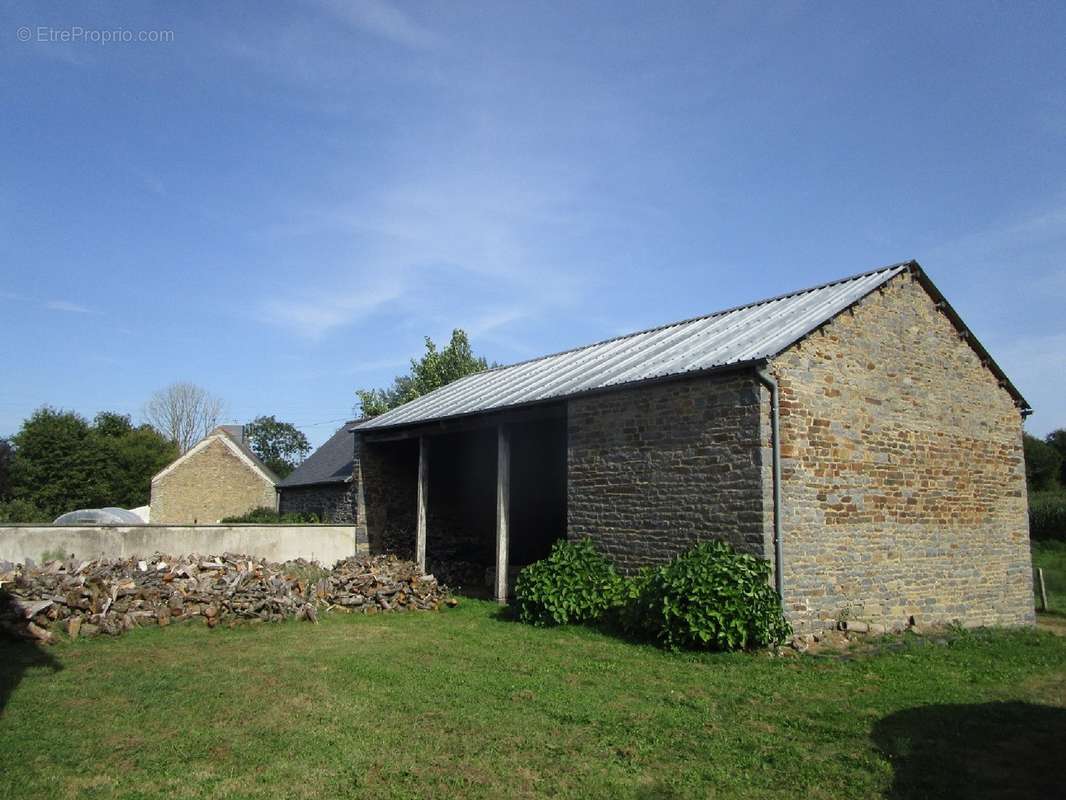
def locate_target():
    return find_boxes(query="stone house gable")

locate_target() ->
[150,429,278,524]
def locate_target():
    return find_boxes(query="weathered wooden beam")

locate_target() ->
[495,425,510,604]
[415,436,428,572]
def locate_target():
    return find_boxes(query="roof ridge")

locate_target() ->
[466,260,916,377]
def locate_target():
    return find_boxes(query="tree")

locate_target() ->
[0,437,12,501]
[143,382,225,453]
[97,420,178,508]
[356,329,490,418]
[243,416,311,478]
[7,407,177,519]
[9,408,104,518]
[1046,429,1066,487]
[1023,433,1062,493]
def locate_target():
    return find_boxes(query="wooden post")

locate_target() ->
[495,425,510,604]
[1038,567,1048,613]
[416,436,428,573]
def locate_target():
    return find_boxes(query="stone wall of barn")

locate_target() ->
[772,271,1033,631]
[278,483,355,524]
[150,438,277,524]
[566,372,770,571]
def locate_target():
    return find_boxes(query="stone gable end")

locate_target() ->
[772,271,1032,630]
[150,437,277,524]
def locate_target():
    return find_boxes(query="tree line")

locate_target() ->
[0,384,311,523]
[1025,430,1066,493]
[0,330,490,524]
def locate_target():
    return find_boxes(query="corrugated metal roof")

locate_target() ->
[357,263,911,430]
[356,260,1029,431]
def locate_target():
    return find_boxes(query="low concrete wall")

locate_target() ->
[0,525,365,565]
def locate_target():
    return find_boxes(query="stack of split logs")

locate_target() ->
[0,553,454,644]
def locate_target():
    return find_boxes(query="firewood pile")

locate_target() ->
[0,553,454,644]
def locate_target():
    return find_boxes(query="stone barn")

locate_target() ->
[150,425,278,524]
[277,421,358,523]
[351,261,1034,631]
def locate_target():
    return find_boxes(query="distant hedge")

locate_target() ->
[1030,492,1066,541]
[220,507,320,524]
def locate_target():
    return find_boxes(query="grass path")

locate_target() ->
[2,599,1065,799]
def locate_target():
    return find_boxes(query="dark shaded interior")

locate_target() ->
[507,416,568,565]
[425,414,567,568]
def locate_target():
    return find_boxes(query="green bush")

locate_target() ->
[1030,492,1066,541]
[514,539,623,626]
[219,507,320,524]
[0,498,47,523]
[626,541,791,651]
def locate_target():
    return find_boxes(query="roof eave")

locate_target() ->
[354,358,765,435]
[907,262,1031,413]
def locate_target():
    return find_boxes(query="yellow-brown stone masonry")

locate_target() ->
[770,270,1032,631]
[150,437,277,524]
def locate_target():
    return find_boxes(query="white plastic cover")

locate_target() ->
[53,507,147,525]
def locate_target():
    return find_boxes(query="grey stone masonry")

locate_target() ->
[566,372,769,572]
[278,483,355,524]
[770,272,1033,631]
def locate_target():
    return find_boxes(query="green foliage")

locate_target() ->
[1047,428,1066,486]
[0,437,13,500]
[625,541,791,651]
[1024,433,1062,492]
[0,498,46,523]
[219,507,320,524]
[513,539,623,626]
[243,416,311,478]
[1030,491,1066,541]
[6,407,176,519]
[356,329,490,418]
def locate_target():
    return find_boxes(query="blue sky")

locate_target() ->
[2,1,1064,448]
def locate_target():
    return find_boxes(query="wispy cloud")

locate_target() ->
[259,280,405,339]
[311,0,441,50]
[257,163,590,347]
[927,204,1066,265]
[44,300,98,314]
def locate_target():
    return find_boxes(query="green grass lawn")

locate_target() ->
[1033,540,1066,615]
[2,603,1065,800]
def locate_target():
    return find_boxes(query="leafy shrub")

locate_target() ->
[626,541,791,651]
[1030,492,1066,541]
[514,539,622,626]
[0,498,47,523]
[220,507,320,524]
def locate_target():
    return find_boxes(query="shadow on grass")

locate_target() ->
[487,603,666,649]
[0,593,64,716]
[872,701,1066,799]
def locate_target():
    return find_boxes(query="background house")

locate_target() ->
[150,425,277,523]
[277,421,358,523]
[352,261,1033,632]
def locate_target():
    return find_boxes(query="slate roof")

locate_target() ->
[277,422,358,488]
[355,260,1029,432]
